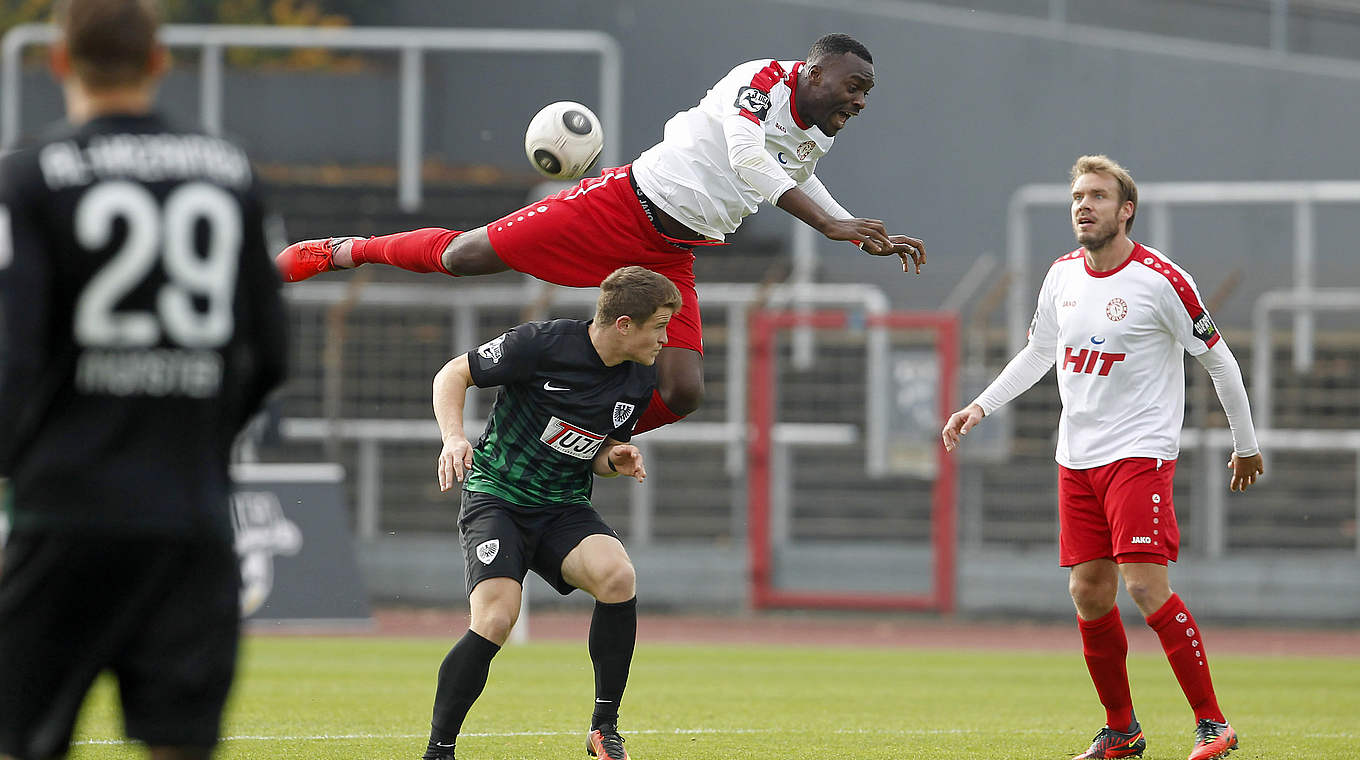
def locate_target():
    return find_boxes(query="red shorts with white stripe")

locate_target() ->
[1058,457,1180,566]
[484,165,703,354]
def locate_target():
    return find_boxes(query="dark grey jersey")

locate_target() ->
[465,319,654,506]
[0,113,287,540]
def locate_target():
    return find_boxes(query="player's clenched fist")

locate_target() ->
[438,435,474,491]
[941,403,985,453]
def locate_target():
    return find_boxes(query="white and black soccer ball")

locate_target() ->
[523,101,603,180]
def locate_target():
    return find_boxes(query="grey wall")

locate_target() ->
[10,0,1360,323]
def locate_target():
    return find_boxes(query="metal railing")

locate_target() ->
[1251,287,1360,429]
[1,23,622,212]
[279,280,892,542]
[1181,426,1360,556]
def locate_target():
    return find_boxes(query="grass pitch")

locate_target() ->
[67,634,1356,759]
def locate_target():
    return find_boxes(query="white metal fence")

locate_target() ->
[1,23,622,211]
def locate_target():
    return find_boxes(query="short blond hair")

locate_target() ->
[596,266,683,326]
[1070,154,1138,233]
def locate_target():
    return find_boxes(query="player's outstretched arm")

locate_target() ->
[774,187,926,274]
[941,403,985,453]
[433,354,476,490]
[594,440,646,483]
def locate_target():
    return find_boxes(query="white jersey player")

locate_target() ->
[981,241,1245,469]
[275,33,925,440]
[942,155,1261,760]
[634,57,845,240]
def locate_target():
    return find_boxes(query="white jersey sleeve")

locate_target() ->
[1194,341,1260,457]
[723,110,797,203]
[632,59,836,240]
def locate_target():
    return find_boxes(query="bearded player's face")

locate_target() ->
[1071,172,1130,251]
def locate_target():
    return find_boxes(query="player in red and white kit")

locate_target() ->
[942,155,1263,760]
[274,33,925,435]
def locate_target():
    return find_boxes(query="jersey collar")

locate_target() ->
[1083,242,1141,278]
[788,61,813,131]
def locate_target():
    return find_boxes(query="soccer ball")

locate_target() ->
[523,101,603,180]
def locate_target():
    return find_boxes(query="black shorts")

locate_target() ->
[459,490,618,596]
[0,531,240,759]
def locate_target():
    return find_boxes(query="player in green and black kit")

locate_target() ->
[424,266,682,760]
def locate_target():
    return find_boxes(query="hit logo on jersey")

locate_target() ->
[1062,347,1127,376]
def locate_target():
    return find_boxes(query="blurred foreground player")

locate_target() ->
[941,155,1261,760]
[422,267,680,760]
[276,33,926,435]
[0,1,287,758]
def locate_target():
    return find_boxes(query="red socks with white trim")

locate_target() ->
[351,227,460,275]
[1147,593,1225,723]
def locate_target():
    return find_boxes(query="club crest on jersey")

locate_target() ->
[612,401,635,428]
[540,416,606,459]
[476,539,499,565]
[735,86,772,120]
[796,140,816,160]
[477,334,507,363]
[1192,309,1218,342]
[1106,297,1128,322]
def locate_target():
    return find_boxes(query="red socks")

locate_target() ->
[632,390,685,434]
[350,227,459,274]
[1078,606,1134,732]
[1147,593,1224,723]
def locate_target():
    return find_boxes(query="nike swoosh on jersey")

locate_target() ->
[544,381,570,391]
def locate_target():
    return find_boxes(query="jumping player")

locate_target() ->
[422,266,680,760]
[941,155,1262,760]
[275,33,926,434]
[0,1,287,758]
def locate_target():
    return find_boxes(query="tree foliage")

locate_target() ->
[0,0,365,70]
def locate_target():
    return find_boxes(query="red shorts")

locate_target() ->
[1058,457,1180,567]
[485,165,704,354]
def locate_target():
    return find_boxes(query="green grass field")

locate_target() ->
[65,636,1355,759]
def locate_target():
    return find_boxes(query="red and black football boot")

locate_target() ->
[1073,722,1147,759]
[586,723,629,760]
[1187,719,1238,760]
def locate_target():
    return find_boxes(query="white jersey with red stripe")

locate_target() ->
[631,58,832,240]
[1029,243,1222,468]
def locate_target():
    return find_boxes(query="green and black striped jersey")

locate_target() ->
[464,319,654,507]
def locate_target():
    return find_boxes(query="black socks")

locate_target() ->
[588,596,637,729]
[423,629,501,758]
